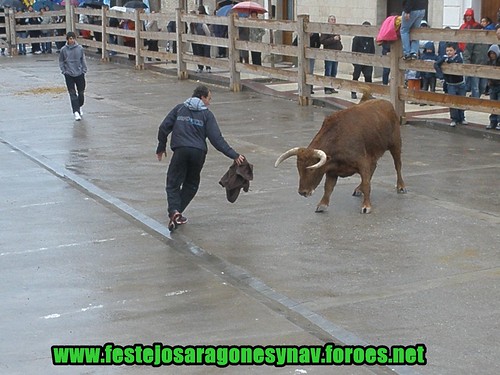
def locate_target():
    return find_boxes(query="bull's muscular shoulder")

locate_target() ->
[320,99,397,131]
[310,99,399,151]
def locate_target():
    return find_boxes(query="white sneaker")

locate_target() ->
[460,120,468,125]
[79,109,83,117]
[449,121,456,127]
[74,112,82,121]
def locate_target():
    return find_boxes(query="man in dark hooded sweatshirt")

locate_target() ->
[156,85,245,231]
[59,32,87,121]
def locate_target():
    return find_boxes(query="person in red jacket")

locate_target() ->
[458,8,480,52]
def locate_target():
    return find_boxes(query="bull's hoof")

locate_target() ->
[315,204,328,213]
[361,206,372,214]
[352,190,362,197]
[397,187,407,194]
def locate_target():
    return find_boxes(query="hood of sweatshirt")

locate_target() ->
[423,41,435,53]
[183,97,207,111]
[487,44,500,58]
[65,42,79,49]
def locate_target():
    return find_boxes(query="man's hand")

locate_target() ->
[234,154,245,165]
[157,152,166,161]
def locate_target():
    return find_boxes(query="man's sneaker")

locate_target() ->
[79,108,83,117]
[496,124,500,130]
[74,111,82,121]
[460,120,468,125]
[449,121,456,127]
[168,212,188,231]
[486,123,496,129]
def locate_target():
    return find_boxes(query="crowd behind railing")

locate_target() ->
[1,5,500,127]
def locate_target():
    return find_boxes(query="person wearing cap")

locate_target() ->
[59,32,87,121]
[400,0,428,60]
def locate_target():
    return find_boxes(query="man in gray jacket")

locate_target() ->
[156,85,245,231]
[59,32,87,121]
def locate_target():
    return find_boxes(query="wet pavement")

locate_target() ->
[1,53,499,375]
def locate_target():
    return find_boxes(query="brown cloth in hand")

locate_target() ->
[219,160,253,203]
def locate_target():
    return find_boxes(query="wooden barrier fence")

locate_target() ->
[2,6,500,123]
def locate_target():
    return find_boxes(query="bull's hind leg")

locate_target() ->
[356,164,377,214]
[316,174,338,212]
[389,143,407,194]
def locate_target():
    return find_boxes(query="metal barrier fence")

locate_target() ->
[2,6,499,122]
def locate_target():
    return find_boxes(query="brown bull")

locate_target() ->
[275,94,406,213]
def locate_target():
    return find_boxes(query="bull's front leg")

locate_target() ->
[315,174,338,212]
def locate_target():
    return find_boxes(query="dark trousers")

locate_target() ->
[251,51,261,65]
[64,74,85,114]
[166,147,206,216]
[352,64,372,95]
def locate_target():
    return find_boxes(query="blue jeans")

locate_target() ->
[400,9,426,56]
[447,82,466,122]
[489,85,500,125]
[324,60,338,77]
[469,76,487,98]
[17,32,27,54]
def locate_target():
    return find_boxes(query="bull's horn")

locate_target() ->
[274,147,301,167]
[307,149,327,169]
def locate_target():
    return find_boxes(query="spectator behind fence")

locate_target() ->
[320,15,342,94]
[40,7,52,54]
[248,11,265,65]
[400,0,427,60]
[16,9,27,55]
[434,43,467,127]
[350,21,375,99]
[463,24,489,98]
[192,6,211,73]
[145,11,160,60]
[485,44,500,130]
[27,6,42,54]
[480,16,495,30]
[458,8,480,52]
[416,41,437,97]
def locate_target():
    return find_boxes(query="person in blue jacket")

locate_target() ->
[156,85,245,231]
[416,41,438,94]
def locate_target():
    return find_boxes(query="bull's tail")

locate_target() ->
[360,89,375,103]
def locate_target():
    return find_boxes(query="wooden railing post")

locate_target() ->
[6,8,16,56]
[228,12,240,92]
[101,6,107,61]
[390,39,405,124]
[297,14,310,106]
[134,10,143,68]
[176,8,188,79]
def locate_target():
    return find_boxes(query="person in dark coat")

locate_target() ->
[350,21,375,99]
[156,85,245,231]
[320,14,343,94]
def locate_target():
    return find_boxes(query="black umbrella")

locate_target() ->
[123,0,147,9]
[79,0,104,8]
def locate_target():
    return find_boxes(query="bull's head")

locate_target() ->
[274,147,327,197]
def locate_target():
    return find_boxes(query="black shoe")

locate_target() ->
[330,88,338,93]
[410,53,418,60]
[324,88,333,94]
[351,92,357,99]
